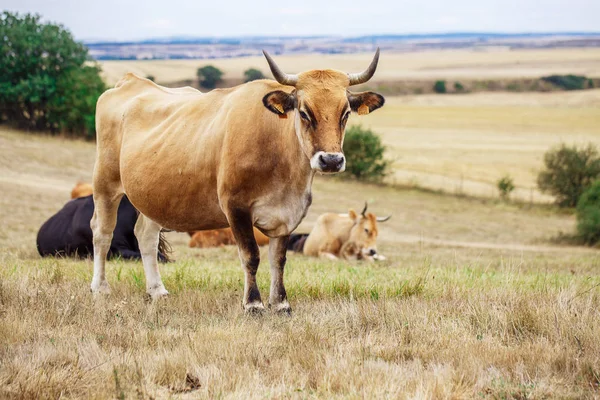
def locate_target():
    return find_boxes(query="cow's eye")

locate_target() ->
[343,111,350,121]
[299,110,310,121]
[364,228,369,234]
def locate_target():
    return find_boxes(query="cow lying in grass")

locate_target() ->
[189,228,270,248]
[288,203,390,261]
[36,185,170,262]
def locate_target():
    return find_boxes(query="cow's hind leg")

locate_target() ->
[134,214,169,299]
[268,235,292,314]
[90,192,123,294]
[227,208,263,313]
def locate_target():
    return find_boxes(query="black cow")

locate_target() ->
[36,195,170,262]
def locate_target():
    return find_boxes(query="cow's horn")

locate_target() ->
[263,50,298,86]
[348,47,380,86]
[376,215,392,222]
[361,202,368,217]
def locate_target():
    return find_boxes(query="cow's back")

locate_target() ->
[303,213,354,257]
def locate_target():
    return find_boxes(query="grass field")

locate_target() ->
[1,127,599,398]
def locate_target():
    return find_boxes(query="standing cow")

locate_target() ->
[91,49,385,313]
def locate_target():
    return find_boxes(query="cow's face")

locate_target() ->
[347,209,380,258]
[262,50,384,174]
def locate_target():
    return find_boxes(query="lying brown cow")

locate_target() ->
[290,203,390,261]
[71,182,93,199]
[189,228,269,248]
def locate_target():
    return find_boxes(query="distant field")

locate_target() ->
[99,48,600,85]
[361,90,600,201]
[1,127,600,398]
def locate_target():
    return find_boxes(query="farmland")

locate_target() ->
[1,47,599,398]
[1,124,599,398]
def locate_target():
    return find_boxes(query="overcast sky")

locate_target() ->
[3,0,598,41]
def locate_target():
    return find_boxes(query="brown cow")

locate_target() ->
[71,182,93,199]
[189,228,270,248]
[301,203,391,261]
[91,49,384,313]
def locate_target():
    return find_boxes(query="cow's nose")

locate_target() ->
[318,153,345,172]
[369,249,377,256]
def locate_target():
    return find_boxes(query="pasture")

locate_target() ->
[1,126,599,398]
[100,51,600,202]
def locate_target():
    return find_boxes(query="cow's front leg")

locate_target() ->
[268,235,291,314]
[227,208,264,313]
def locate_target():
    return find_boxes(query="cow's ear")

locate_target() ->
[263,90,296,118]
[348,209,358,221]
[348,91,385,115]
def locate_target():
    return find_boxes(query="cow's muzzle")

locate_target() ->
[310,151,346,173]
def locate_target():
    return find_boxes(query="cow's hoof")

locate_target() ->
[270,302,292,316]
[147,285,169,300]
[244,302,265,315]
[90,281,111,295]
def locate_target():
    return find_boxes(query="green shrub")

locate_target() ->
[146,75,155,82]
[497,175,515,200]
[454,82,465,92]
[433,80,446,94]
[243,68,264,82]
[588,79,595,89]
[576,181,600,245]
[196,65,223,89]
[0,12,106,138]
[541,75,588,91]
[342,125,390,181]
[537,143,600,207]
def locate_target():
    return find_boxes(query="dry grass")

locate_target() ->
[358,90,600,201]
[1,125,599,398]
[99,48,600,85]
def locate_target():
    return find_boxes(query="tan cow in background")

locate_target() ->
[301,203,391,261]
[91,49,384,313]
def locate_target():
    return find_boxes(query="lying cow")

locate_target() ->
[189,227,270,248]
[37,194,169,262]
[71,182,93,199]
[289,203,390,261]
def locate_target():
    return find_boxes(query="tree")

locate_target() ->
[197,65,223,89]
[537,143,600,207]
[433,80,447,94]
[0,12,105,137]
[576,181,600,245]
[244,68,265,82]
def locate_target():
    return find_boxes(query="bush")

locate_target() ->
[433,80,446,94]
[454,82,465,92]
[244,68,264,82]
[497,175,515,200]
[576,181,600,245]
[537,143,600,207]
[541,75,588,91]
[0,12,105,138]
[342,125,390,181]
[197,65,223,89]
[146,75,155,82]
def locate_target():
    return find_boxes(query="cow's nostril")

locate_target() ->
[318,154,327,167]
[369,249,376,256]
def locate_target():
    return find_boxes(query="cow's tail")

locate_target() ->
[287,233,309,253]
[158,231,173,262]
